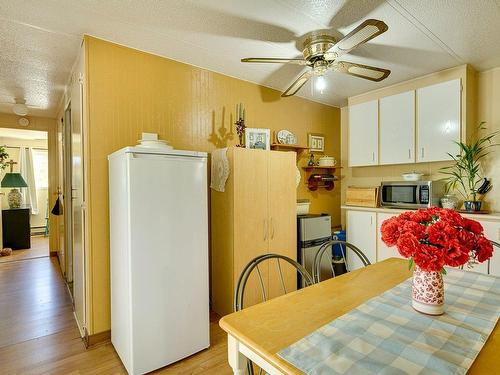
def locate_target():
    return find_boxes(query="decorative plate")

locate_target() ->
[277,129,297,145]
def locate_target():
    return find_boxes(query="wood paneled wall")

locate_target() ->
[0,113,59,252]
[84,36,341,334]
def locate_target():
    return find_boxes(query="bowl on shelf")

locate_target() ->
[318,156,337,167]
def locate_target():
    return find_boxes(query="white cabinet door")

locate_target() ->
[417,79,461,162]
[377,212,406,262]
[480,220,500,276]
[348,100,378,167]
[380,91,415,165]
[346,210,377,270]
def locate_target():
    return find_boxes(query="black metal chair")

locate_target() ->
[233,253,314,374]
[459,240,499,274]
[487,240,500,275]
[312,240,371,283]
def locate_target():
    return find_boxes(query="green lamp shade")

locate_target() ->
[1,173,28,188]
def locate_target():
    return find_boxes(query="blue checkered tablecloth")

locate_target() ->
[278,268,500,375]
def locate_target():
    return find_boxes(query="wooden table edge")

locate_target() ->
[219,258,500,374]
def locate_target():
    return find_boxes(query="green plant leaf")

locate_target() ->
[441,268,447,275]
[408,258,414,271]
[440,122,499,200]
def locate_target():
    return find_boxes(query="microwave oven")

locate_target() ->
[380,180,444,209]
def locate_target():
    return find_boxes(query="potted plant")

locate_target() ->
[440,122,499,212]
[0,146,8,170]
[381,207,493,315]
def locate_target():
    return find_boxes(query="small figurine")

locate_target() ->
[307,153,315,167]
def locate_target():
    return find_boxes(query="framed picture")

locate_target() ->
[308,133,325,153]
[246,128,271,150]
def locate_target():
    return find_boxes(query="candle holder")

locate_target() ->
[235,103,246,147]
[235,118,246,147]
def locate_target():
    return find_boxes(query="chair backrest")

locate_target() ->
[459,240,499,274]
[489,240,500,275]
[234,253,314,312]
[313,240,371,283]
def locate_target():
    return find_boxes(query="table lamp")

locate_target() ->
[1,160,27,209]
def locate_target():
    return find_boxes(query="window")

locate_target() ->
[32,149,48,189]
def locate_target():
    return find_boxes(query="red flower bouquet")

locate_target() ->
[381,207,493,272]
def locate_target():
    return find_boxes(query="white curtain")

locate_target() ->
[19,147,38,215]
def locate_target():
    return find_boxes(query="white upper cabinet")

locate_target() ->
[349,100,378,167]
[417,79,461,162]
[379,91,415,165]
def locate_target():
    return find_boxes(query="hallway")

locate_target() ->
[0,256,232,374]
[0,257,123,374]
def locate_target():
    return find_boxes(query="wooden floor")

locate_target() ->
[0,255,232,374]
[0,236,50,264]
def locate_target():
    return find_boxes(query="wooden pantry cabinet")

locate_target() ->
[211,147,297,316]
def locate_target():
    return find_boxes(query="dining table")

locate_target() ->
[219,258,500,374]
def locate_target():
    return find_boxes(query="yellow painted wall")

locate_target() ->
[340,65,479,226]
[478,67,500,212]
[84,36,341,333]
[0,113,59,251]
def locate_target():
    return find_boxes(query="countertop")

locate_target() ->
[341,205,500,222]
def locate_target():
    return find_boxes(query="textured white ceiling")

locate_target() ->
[0,0,499,117]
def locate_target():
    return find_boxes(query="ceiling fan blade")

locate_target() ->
[281,70,313,97]
[328,0,385,29]
[333,61,390,82]
[324,19,388,60]
[241,57,307,65]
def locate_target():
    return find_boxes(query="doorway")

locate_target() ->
[59,68,87,336]
[0,128,50,263]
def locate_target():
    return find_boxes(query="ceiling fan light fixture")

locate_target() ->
[315,75,327,93]
[241,18,390,97]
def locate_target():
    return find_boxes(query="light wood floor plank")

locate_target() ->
[0,236,50,263]
[0,250,233,374]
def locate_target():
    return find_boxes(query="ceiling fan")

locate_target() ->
[241,19,391,97]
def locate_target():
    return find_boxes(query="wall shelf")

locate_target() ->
[302,166,342,191]
[271,143,308,159]
[301,166,341,171]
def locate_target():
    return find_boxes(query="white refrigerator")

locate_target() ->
[108,146,209,375]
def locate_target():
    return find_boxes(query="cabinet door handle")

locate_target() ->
[372,152,375,162]
[408,149,411,159]
[370,216,373,226]
[421,147,424,159]
[270,218,275,239]
[263,219,268,241]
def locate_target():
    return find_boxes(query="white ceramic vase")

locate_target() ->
[412,266,445,315]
